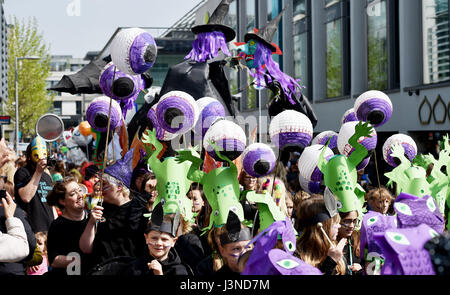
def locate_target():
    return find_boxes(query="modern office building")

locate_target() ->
[0,0,7,105]
[192,0,449,157]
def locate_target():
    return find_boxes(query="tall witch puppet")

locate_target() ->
[127,0,238,154]
[235,8,317,125]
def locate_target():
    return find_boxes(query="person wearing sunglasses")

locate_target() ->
[337,211,363,275]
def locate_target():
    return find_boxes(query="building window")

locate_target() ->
[293,0,311,99]
[53,101,61,115]
[243,0,257,111]
[367,0,399,90]
[267,0,283,66]
[226,0,239,106]
[325,0,350,98]
[423,0,450,84]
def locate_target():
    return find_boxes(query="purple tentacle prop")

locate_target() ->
[185,31,231,63]
[249,43,304,105]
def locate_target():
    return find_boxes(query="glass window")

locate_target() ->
[247,0,256,32]
[367,0,388,90]
[326,19,343,98]
[293,0,309,98]
[244,0,257,110]
[267,0,282,66]
[423,0,450,84]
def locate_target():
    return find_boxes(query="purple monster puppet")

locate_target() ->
[393,192,445,234]
[373,224,439,275]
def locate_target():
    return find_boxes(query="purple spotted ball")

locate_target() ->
[99,62,145,102]
[269,110,313,151]
[203,119,247,162]
[382,134,418,167]
[86,96,123,132]
[194,97,226,138]
[354,90,393,128]
[341,108,358,124]
[156,91,199,135]
[110,28,158,75]
[242,143,276,178]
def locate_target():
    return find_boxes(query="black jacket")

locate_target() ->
[174,233,204,273]
[85,191,151,271]
[0,206,36,275]
[125,248,188,276]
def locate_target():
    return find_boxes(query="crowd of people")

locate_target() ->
[0,136,405,276]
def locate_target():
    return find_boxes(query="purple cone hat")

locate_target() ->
[298,144,334,183]
[147,103,177,141]
[312,131,338,151]
[194,97,226,138]
[393,192,445,234]
[354,90,393,128]
[341,108,358,124]
[373,224,438,275]
[99,62,145,118]
[104,148,134,189]
[338,121,377,169]
[382,134,417,167]
[86,96,123,132]
[269,110,313,151]
[110,28,158,75]
[242,143,276,178]
[156,91,199,135]
[203,119,246,162]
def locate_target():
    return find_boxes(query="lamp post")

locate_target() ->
[15,56,40,154]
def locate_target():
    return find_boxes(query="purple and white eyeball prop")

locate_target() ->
[354,90,393,127]
[312,131,338,151]
[269,110,313,151]
[194,97,226,138]
[203,119,246,162]
[86,96,123,132]
[299,174,322,195]
[382,134,417,167]
[341,108,358,124]
[99,62,145,103]
[110,28,158,76]
[337,121,377,170]
[298,144,334,183]
[156,91,199,135]
[242,143,276,178]
[147,104,177,142]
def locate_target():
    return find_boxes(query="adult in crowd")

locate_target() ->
[14,138,56,233]
[79,171,151,272]
[337,210,362,275]
[0,192,29,263]
[46,176,90,275]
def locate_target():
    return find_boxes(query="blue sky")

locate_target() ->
[4,0,202,58]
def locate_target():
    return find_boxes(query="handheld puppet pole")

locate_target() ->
[96,66,117,230]
[317,222,334,246]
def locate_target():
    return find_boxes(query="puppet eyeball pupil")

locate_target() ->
[214,210,219,216]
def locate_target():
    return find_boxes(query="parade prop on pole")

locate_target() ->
[341,108,358,124]
[35,113,65,163]
[297,144,334,194]
[203,119,246,162]
[382,134,418,167]
[354,90,393,128]
[241,143,276,178]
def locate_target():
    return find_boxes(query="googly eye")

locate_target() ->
[426,197,437,212]
[214,210,220,217]
[367,216,378,226]
[386,231,410,246]
[336,201,343,209]
[160,199,165,205]
[276,259,299,270]
[394,202,412,216]
[230,206,237,213]
[285,241,295,252]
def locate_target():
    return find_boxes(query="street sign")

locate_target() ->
[0,116,11,125]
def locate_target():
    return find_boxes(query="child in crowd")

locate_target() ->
[27,232,49,275]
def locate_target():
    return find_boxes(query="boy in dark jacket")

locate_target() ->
[126,203,188,275]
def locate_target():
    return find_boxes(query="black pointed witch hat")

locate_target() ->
[244,6,287,53]
[147,202,181,237]
[219,211,252,245]
[191,0,236,42]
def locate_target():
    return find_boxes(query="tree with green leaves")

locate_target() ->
[6,16,53,140]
